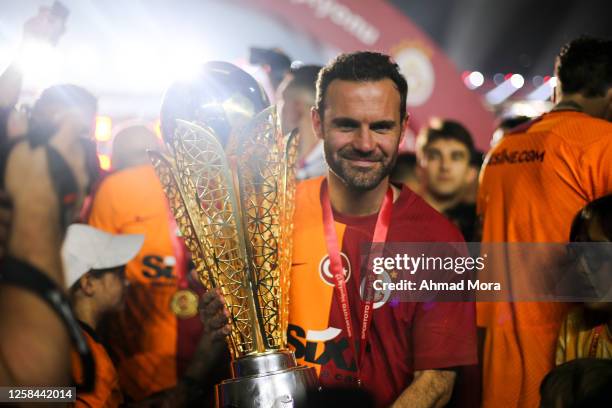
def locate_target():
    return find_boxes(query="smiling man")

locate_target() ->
[287,52,477,408]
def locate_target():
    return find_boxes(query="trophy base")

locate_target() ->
[215,351,318,408]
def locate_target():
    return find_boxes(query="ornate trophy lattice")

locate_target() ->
[149,106,298,358]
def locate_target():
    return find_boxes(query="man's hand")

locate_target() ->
[23,6,66,46]
[192,287,232,377]
[391,369,456,408]
[199,288,231,342]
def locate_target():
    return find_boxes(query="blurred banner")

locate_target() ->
[242,0,496,151]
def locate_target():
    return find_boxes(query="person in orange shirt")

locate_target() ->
[64,224,144,407]
[88,125,201,401]
[478,36,612,407]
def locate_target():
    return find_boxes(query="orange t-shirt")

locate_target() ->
[72,324,123,408]
[88,165,178,400]
[477,110,612,407]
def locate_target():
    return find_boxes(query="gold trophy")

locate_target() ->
[151,63,317,407]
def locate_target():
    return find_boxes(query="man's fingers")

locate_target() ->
[211,325,232,342]
[200,289,227,315]
[207,311,230,331]
[200,298,225,318]
[200,288,224,305]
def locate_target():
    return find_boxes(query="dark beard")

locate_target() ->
[324,143,397,191]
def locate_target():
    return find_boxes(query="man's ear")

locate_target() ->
[466,166,478,185]
[79,274,96,296]
[311,107,323,141]
[552,82,561,104]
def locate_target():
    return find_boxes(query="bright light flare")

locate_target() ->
[154,119,163,140]
[464,71,484,89]
[113,42,206,88]
[17,40,62,89]
[67,46,100,78]
[95,116,112,142]
[527,76,557,100]
[510,74,524,89]
[486,77,522,105]
[98,154,111,170]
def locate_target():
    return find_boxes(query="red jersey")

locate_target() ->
[289,177,477,407]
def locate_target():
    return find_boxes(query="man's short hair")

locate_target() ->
[33,84,97,115]
[315,52,408,122]
[540,358,612,408]
[417,119,475,159]
[287,65,322,96]
[556,36,612,97]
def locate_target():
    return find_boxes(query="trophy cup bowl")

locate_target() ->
[152,63,317,407]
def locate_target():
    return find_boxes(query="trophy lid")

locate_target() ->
[160,61,270,150]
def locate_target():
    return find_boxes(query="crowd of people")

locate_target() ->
[1,5,612,408]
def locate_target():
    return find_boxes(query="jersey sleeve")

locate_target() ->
[579,134,612,201]
[412,301,478,370]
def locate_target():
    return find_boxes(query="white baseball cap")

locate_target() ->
[62,224,145,288]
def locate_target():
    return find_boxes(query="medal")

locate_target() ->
[170,289,199,319]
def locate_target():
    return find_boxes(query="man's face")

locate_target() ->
[94,267,127,312]
[421,139,472,199]
[312,79,406,191]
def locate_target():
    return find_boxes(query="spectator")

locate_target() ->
[478,36,612,407]
[64,224,144,407]
[88,125,201,401]
[0,101,92,386]
[110,124,160,171]
[556,195,612,364]
[64,224,231,407]
[390,152,420,192]
[249,46,292,92]
[540,358,612,408]
[416,118,478,241]
[276,64,326,180]
[1,6,97,387]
